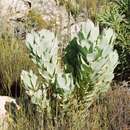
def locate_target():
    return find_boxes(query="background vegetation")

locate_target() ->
[0,0,130,130]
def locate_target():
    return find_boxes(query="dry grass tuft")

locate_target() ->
[0,34,34,96]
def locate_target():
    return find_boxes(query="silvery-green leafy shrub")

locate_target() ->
[64,19,118,107]
[21,19,118,129]
[21,29,74,115]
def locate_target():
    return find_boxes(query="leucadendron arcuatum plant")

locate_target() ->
[21,19,118,129]
[65,19,118,107]
[21,29,74,114]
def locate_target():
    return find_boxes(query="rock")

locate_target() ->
[0,0,31,38]
[31,0,74,31]
[0,96,20,130]
[0,0,31,20]
[0,0,86,40]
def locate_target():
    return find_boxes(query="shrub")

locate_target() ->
[96,0,130,81]
[64,19,118,108]
[111,0,128,14]
[96,2,128,45]
[21,19,118,129]
[85,86,130,130]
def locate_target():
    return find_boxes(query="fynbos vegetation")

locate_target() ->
[0,0,130,130]
[21,19,118,129]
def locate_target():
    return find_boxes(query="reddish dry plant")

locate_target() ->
[85,86,130,130]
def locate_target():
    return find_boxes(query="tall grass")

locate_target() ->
[0,34,34,96]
